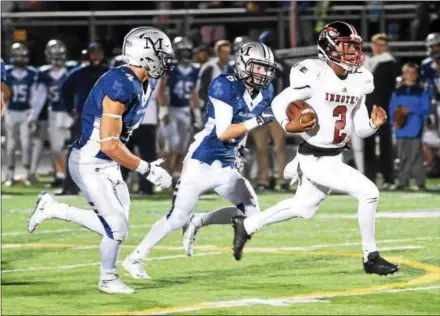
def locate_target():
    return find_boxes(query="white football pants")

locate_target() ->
[162,106,192,154]
[4,109,31,171]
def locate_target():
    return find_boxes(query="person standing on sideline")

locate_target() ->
[390,63,431,190]
[364,33,400,190]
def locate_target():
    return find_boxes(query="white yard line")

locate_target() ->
[318,210,440,219]
[145,286,440,315]
[2,223,152,236]
[1,252,222,273]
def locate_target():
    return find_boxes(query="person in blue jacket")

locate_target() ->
[389,63,431,190]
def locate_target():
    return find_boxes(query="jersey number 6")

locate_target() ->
[333,105,347,144]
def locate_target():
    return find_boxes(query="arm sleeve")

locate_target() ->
[198,65,213,102]
[352,96,378,138]
[211,96,233,138]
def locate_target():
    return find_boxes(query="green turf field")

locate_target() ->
[2,182,440,315]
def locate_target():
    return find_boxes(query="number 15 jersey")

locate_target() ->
[288,59,375,148]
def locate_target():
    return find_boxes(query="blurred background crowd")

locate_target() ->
[1,0,440,195]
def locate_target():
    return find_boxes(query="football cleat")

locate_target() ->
[25,174,38,186]
[363,251,400,276]
[98,274,135,294]
[182,219,199,257]
[28,191,56,233]
[232,216,251,261]
[122,257,151,280]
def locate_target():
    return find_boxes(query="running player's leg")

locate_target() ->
[29,120,47,183]
[4,109,19,183]
[126,159,213,262]
[20,111,32,178]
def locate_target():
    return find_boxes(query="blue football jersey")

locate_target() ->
[421,57,440,99]
[167,64,199,107]
[39,66,70,112]
[189,74,274,167]
[73,66,156,162]
[1,59,6,82]
[5,65,39,110]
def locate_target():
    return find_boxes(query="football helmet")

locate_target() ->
[318,21,364,72]
[233,36,251,53]
[235,41,276,89]
[10,42,29,67]
[425,33,440,59]
[122,26,175,79]
[45,39,67,67]
[173,36,193,64]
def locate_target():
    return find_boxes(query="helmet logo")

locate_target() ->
[142,36,164,50]
[240,45,254,56]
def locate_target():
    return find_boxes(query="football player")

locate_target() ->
[1,58,9,116]
[232,21,400,276]
[157,36,202,180]
[27,27,174,294]
[35,40,75,188]
[122,42,277,278]
[4,43,45,186]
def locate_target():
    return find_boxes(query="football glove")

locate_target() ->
[256,107,275,126]
[235,146,249,174]
[138,158,172,189]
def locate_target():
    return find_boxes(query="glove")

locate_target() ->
[256,107,275,126]
[244,107,275,131]
[159,106,169,125]
[235,146,249,174]
[137,158,172,189]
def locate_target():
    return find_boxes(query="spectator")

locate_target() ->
[56,42,109,195]
[389,63,431,190]
[196,40,231,109]
[364,33,401,189]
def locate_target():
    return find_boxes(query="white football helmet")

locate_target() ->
[122,26,175,79]
[235,41,276,89]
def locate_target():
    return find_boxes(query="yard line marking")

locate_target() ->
[3,236,438,250]
[124,286,440,315]
[378,245,424,251]
[1,223,152,236]
[319,210,440,219]
[1,252,222,273]
[105,250,440,315]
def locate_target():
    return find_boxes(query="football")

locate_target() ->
[286,100,316,124]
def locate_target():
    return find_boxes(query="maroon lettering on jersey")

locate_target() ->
[335,94,341,102]
[350,96,356,104]
[325,93,358,105]
[329,93,335,101]
[341,95,346,103]
[325,92,329,101]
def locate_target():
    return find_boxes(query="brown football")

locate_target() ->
[286,100,316,123]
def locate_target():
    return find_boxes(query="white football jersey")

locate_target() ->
[288,59,375,148]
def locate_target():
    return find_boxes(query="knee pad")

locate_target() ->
[361,184,379,204]
[167,208,192,230]
[100,214,128,242]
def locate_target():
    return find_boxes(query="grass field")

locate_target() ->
[2,181,440,315]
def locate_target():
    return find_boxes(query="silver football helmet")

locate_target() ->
[426,33,440,58]
[122,26,175,79]
[173,36,193,63]
[233,36,251,53]
[45,39,67,66]
[235,41,276,89]
[10,42,29,67]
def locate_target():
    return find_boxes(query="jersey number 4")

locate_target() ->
[333,105,347,144]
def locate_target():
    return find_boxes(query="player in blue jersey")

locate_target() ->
[4,43,45,186]
[157,36,202,180]
[420,33,440,173]
[34,40,76,187]
[122,41,277,278]
[1,58,9,116]
[28,27,175,294]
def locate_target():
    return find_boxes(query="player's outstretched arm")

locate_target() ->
[100,96,172,188]
[352,97,386,138]
[211,96,274,141]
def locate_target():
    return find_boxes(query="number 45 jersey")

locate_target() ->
[288,59,374,148]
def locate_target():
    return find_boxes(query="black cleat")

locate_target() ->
[363,251,400,276]
[232,216,251,261]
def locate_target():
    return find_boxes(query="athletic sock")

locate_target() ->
[128,216,173,260]
[358,200,378,262]
[100,236,121,276]
[192,207,243,228]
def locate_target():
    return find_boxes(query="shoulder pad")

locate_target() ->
[5,64,13,71]
[289,59,322,89]
[208,74,236,101]
[26,65,39,73]
[353,66,374,94]
[421,57,433,67]
[39,64,52,72]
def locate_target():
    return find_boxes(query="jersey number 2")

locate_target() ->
[333,105,347,144]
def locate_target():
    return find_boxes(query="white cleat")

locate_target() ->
[28,191,56,233]
[98,275,135,294]
[122,257,151,279]
[183,220,199,257]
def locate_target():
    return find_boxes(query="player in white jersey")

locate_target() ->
[232,21,399,276]
[27,27,174,294]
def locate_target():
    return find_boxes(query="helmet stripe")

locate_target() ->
[258,42,267,58]
[341,21,357,36]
